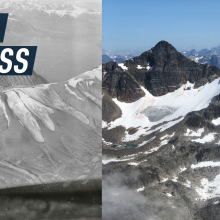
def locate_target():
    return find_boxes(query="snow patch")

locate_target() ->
[182,180,191,188]
[192,133,216,143]
[118,63,128,70]
[184,128,204,137]
[102,121,108,128]
[102,157,134,164]
[172,176,178,182]
[17,90,55,132]
[102,138,112,146]
[144,146,161,155]
[68,78,82,88]
[212,117,220,126]
[128,162,139,166]
[65,84,84,101]
[122,117,183,142]
[180,167,187,172]
[160,132,175,140]
[136,65,145,69]
[137,187,144,192]
[166,193,173,197]
[137,136,155,147]
[161,178,168,182]
[196,176,220,200]
[160,139,169,147]
[6,91,44,143]
[68,65,101,87]
[191,161,220,169]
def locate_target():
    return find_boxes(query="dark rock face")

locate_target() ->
[125,41,220,96]
[102,126,126,145]
[0,70,48,90]
[102,93,122,123]
[102,62,145,102]
[103,41,220,102]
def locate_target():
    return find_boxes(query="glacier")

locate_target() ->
[0,66,102,188]
[106,78,220,141]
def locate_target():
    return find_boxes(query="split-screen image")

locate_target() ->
[0,0,220,220]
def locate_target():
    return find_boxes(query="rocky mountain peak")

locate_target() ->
[129,40,189,69]
[103,41,220,102]
[151,40,177,54]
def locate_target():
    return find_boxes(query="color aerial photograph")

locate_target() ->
[0,0,101,219]
[102,0,220,219]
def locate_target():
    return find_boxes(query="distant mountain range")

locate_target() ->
[102,54,134,63]
[102,48,139,63]
[0,0,101,83]
[0,1,101,18]
[182,46,220,69]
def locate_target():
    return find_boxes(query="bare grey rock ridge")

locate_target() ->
[0,71,48,91]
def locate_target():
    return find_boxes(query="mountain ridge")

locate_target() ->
[0,70,48,91]
[0,1,101,18]
[103,40,220,104]
[0,66,101,188]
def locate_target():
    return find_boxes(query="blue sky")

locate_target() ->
[103,0,220,54]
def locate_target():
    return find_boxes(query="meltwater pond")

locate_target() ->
[144,106,178,122]
[111,145,137,149]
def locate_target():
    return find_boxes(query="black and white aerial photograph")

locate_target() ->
[0,0,101,219]
[102,0,220,219]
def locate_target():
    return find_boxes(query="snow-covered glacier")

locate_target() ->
[0,66,101,188]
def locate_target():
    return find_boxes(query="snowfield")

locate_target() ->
[2,66,101,143]
[105,78,220,141]
[184,128,204,137]
[192,133,216,143]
